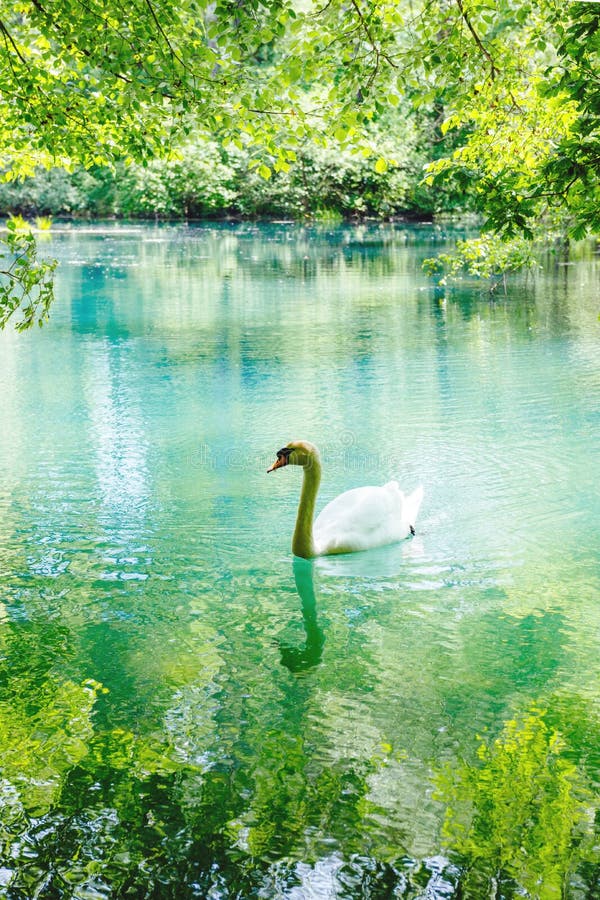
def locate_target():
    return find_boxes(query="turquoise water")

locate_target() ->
[0,223,599,897]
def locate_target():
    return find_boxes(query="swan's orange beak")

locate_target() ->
[268,446,293,473]
[267,456,287,473]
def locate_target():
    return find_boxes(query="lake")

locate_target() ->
[0,222,599,898]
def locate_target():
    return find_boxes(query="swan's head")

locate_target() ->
[267,440,320,473]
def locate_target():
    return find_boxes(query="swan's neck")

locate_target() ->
[292,457,321,559]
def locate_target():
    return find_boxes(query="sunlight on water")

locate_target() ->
[0,223,599,897]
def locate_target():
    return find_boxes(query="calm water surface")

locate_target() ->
[0,223,599,898]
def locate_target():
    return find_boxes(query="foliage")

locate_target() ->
[0,621,104,816]
[6,213,29,231]
[0,218,56,330]
[0,117,436,222]
[111,143,238,218]
[423,235,540,285]
[435,706,599,898]
[413,1,600,241]
[0,0,301,179]
[1,0,600,324]
[0,169,87,216]
[541,6,600,239]
[232,135,423,219]
[0,679,101,815]
[35,215,53,230]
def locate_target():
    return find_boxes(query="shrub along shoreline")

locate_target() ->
[0,139,471,224]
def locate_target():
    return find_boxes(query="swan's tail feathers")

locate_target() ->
[403,485,424,529]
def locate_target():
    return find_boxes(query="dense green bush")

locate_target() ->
[111,144,238,218]
[230,143,419,219]
[0,117,472,221]
[0,168,89,216]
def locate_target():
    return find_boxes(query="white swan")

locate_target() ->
[267,440,423,559]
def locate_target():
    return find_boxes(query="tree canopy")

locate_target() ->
[1,0,599,325]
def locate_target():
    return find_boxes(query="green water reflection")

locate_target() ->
[0,223,599,897]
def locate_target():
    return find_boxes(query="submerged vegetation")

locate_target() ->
[2,629,599,897]
[435,705,599,897]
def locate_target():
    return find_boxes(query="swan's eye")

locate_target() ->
[277,447,292,460]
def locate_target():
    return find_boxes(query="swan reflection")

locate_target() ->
[279,536,426,673]
[315,536,425,578]
[278,558,325,674]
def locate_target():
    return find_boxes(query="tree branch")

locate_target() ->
[143,0,185,68]
[455,0,497,80]
[349,0,398,73]
[0,18,28,65]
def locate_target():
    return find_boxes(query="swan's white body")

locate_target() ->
[313,481,423,556]
[268,440,423,559]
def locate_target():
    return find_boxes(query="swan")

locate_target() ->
[267,440,423,559]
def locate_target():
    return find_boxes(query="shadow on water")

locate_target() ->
[278,558,325,674]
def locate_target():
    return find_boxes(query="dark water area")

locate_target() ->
[0,222,599,897]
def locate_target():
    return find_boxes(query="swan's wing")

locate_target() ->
[402,485,424,528]
[315,485,394,531]
[314,483,406,554]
